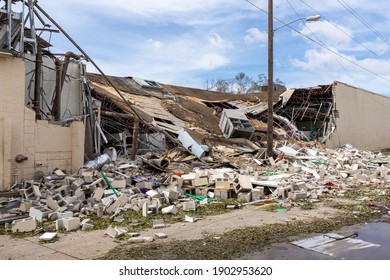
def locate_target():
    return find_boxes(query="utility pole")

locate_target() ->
[267,0,274,158]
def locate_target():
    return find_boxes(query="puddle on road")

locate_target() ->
[240,221,390,260]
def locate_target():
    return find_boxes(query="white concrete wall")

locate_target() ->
[327,81,390,151]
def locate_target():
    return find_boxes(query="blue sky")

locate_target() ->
[37,0,390,96]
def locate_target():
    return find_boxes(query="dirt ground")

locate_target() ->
[0,203,344,260]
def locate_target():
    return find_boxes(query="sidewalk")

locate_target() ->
[0,204,342,260]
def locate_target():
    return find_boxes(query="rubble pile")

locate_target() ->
[1,142,390,241]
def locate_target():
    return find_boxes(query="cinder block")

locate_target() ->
[289,192,308,200]
[56,217,80,231]
[71,178,85,190]
[19,200,33,213]
[135,181,153,189]
[146,189,160,198]
[237,191,252,203]
[195,170,209,177]
[137,198,151,209]
[214,189,230,200]
[29,206,52,222]
[171,175,184,187]
[182,200,197,211]
[195,188,208,197]
[75,187,86,201]
[54,169,66,176]
[39,232,58,241]
[106,194,129,213]
[81,219,94,231]
[238,175,253,191]
[192,177,209,187]
[155,233,168,239]
[48,211,73,221]
[64,196,78,205]
[93,188,105,201]
[181,173,197,180]
[142,203,149,217]
[47,194,68,212]
[128,236,154,243]
[128,237,145,243]
[101,195,115,207]
[105,225,127,238]
[83,175,94,184]
[162,205,178,215]
[46,197,60,212]
[111,179,126,189]
[163,189,180,201]
[152,219,165,229]
[21,181,39,200]
[292,182,307,192]
[277,187,292,199]
[55,185,70,197]
[32,184,42,197]
[215,179,231,190]
[184,215,195,223]
[11,218,37,233]
[252,188,264,201]
[142,202,159,217]
[86,178,104,188]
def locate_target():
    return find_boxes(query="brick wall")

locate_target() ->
[0,56,85,191]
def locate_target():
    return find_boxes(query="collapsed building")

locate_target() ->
[2,1,390,244]
[89,74,390,161]
[2,1,390,193]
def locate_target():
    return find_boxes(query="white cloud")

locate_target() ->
[36,0,390,95]
[148,39,164,52]
[288,47,390,96]
[298,21,352,49]
[244,28,267,44]
[362,39,390,56]
[208,33,234,51]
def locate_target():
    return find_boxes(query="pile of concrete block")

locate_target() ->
[4,143,390,236]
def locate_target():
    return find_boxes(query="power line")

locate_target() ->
[337,0,390,47]
[243,0,390,83]
[287,0,360,85]
[300,0,382,58]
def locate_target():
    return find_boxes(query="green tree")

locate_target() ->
[205,72,285,94]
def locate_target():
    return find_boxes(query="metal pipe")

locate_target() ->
[53,58,62,120]
[101,110,134,119]
[33,46,42,118]
[131,119,140,160]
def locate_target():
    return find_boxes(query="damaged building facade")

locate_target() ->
[0,1,85,191]
[261,81,390,151]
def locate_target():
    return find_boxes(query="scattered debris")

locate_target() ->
[39,232,58,241]
[291,232,380,258]
[155,232,168,239]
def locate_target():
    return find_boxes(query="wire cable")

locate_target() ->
[243,0,390,83]
[337,0,390,47]
[300,0,381,58]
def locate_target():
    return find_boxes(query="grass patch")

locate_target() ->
[99,212,378,260]
[300,201,315,210]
